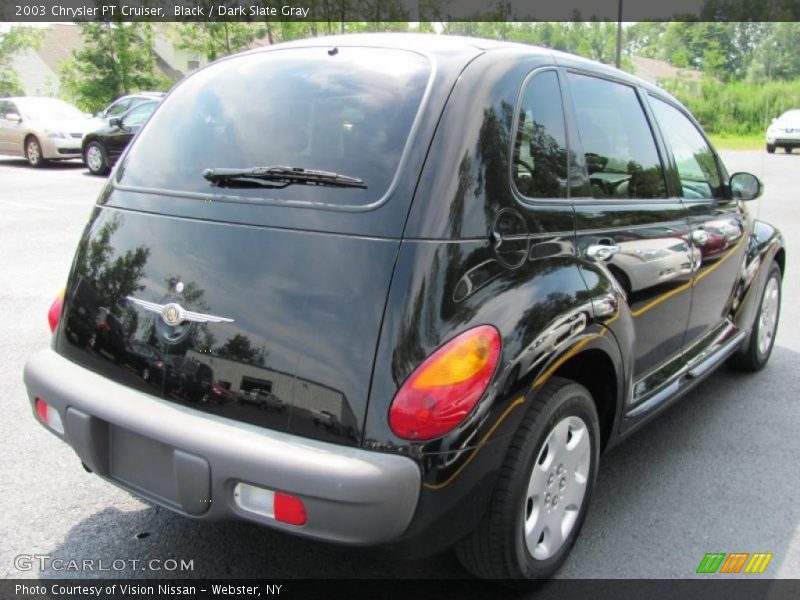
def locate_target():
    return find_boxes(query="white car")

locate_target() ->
[0,97,97,167]
[766,109,800,154]
[609,237,700,294]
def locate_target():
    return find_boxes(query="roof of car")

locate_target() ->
[265,32,542,53]
[260,33,669,96]
[223,33,683,117]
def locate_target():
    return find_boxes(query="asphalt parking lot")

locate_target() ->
[1,150,798,582]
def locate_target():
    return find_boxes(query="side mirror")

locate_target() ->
[109,117,122,128]
[730,172,763,201]
[5,113,22,123]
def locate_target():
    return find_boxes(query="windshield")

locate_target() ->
[117,47,431,207]
[18,99,85,121]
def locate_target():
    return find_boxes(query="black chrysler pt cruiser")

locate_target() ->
[24,34,785,583]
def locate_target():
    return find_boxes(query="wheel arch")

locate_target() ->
[549,342,621,451]
[774,246,785,277]
[82,136,95,154]
[23,132,38,150]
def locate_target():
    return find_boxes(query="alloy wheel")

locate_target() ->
[523,415,591,560]
[757,276,780,356]
[86,144,104,173]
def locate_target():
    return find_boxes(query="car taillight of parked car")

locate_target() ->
[389,325,501,441]
[47,287,65,333]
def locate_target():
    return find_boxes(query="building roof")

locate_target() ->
[631,56,704,85]
[36,24,85,76]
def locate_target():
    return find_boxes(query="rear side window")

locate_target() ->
[567,72,667,200]
[512,70,568,199]
[649,96,722,200]
[117,48,431,208]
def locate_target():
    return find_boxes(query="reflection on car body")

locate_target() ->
[609,237,700,293]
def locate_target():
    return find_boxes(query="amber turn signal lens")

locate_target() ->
[388,325,501,441]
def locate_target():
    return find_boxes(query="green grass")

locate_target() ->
[707,133,765,151]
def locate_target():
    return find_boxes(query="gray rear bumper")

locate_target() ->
[23,349,421,545]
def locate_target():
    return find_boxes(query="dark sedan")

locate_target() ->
[82,100,158,175]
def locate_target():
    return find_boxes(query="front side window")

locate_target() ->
[567,73,667,200]
[118,47,431,208]
[512,70,568,199]
[106,99,131,117]
[123,102,156,127]
[649,96,722,200]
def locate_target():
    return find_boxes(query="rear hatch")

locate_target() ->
[55,45,437,447]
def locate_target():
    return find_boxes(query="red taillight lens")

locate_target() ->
[47,287,66,333]
[274,492,307,526]
[389,325,501,441]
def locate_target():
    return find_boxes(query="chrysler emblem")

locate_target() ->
[126,296,234,326]
[162,303,183,326]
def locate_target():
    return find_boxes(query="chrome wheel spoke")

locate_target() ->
[542,514,564,556]
[526,461,549,501]
[562,474,587,509]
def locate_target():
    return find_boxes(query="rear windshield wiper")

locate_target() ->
[203,166,366,189]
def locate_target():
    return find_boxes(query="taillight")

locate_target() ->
[389,325,501,441]
[47,287,65,333]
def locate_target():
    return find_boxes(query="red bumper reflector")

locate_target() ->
[35,398,48,423]
[274,492,307,526]
[35,397,64,434]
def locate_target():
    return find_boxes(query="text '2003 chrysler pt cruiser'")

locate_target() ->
[25,34,784,583]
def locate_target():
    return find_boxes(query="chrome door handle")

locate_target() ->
[585,244,620,262]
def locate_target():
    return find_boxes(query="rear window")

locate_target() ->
[117,47,431,208]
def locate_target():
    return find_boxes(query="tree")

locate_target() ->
[72,213,151,337]
[217,334,268,366]
[172,18,268,61]
[0,27,42,96]
[61,22,169,113]
[748,23,800,81]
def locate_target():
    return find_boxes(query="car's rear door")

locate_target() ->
[647,95,747,361]
[563,68,695,407]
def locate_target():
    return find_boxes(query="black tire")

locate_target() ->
[84,141,110,175]
[456,376,600,585]
[786,147,794,154]
[730,262,782,372]
[766,144,775,154]
[25,136,46,168]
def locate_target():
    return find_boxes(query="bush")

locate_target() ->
[662,77,800,136]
